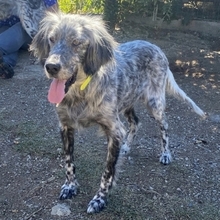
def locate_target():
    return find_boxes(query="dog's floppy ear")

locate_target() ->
[29,26,49,63]
[83,38,114,75]
[30,28,50,65]
[83,18,118,75]
[29,12,60,65]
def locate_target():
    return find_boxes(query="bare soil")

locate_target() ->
[0,23,220,220]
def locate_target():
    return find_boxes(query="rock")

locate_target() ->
[51,203,71,216]
[210,114,220,123]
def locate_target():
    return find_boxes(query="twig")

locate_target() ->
[24,207,43,220]
[26,176,56,197]
[141,187,161,196]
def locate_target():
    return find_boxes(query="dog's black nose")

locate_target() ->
[45,63,61,75]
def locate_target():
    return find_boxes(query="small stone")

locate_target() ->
[51,204,71,216]
[210,114,220,123]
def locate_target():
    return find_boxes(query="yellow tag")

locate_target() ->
[80,75,92,90]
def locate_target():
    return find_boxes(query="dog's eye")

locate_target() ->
[49,36,55,44]
[72,39,81,46]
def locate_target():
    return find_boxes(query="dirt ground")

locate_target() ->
[0,23,220,220]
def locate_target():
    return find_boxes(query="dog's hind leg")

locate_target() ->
[87,117,125,213]
[147,96,171,165]
[59,126,79,200]
[121,107,139,155]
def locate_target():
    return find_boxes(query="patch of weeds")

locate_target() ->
[165,196,220,220]
[0,111,15,132]
[169,162,191,176]
[12,121,60,157]
[170,204,220,220]
[87,187,151,220]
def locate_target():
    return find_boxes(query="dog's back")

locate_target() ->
[101,40,167,112]
[109,40,205,117]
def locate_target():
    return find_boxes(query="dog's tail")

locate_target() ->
[166,68,206,118]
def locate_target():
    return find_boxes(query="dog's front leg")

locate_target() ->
[87,122,124,213]
[59,126,79,200]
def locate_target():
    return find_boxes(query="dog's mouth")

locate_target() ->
[48,74,76,104]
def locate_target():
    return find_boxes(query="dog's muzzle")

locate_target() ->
[64,74,77,93]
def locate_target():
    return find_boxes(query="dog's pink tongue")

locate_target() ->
[48,79,66,104]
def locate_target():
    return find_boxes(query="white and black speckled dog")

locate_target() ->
[0,0,47,38]
[30,12,205,213]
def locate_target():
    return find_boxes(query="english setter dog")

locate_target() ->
[30,12,205,213]
[0,0,46,38]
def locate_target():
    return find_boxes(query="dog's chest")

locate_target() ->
[57,98,99,128]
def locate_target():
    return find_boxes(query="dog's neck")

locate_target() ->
[65,74,92,94]
[80,75,92,91]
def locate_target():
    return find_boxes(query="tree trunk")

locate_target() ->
[103,0,118,30]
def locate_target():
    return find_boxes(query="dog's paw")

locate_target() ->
[59,183,78,200]
[160,151,172,165]
[87,195,106,213]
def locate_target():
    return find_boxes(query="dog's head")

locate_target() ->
[30,12,117,82]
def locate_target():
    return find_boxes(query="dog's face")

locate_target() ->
[30,12,117,83]
[44,25,90,81]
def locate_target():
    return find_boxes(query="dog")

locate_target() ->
[30,12,205,213]
[0,0,46,38]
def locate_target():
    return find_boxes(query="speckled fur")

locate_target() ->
[0,0,46,38]
[30,12,205,213]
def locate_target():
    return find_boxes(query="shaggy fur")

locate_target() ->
[0,0,46,38]
[30,12,205,213]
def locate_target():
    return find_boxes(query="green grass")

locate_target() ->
[12,121,61,157]
[58,0,103,14]
[0,117,59,157]
[0,107,60,157]
[168,199,220,220]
